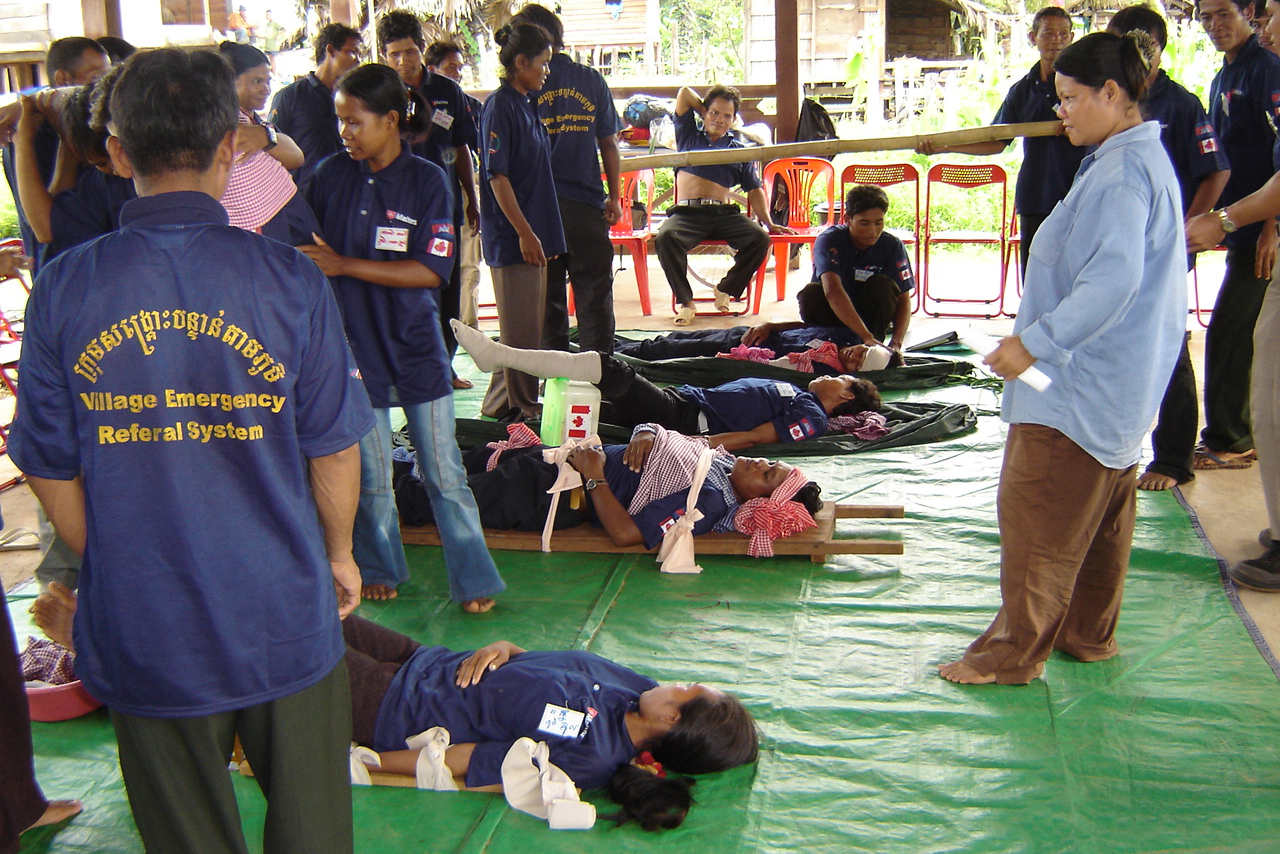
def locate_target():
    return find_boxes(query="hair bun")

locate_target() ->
[1123,29,1158,73]
[494,24,513,46]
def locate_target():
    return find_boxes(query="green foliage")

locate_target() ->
[658,0,744,81]
[0,183,17,240]
[1162,19,1218,104]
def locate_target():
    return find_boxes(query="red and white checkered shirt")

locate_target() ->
[221,110,297,232]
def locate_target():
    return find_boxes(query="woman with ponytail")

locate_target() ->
[299,64,505,610]
[341,615,758,829]
[476,22,566,422]
[939,31,1188,685]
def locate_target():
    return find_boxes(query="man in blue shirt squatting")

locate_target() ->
[10,49,374,854]
[511,3,625,355]
[781,184,915,354]
[655,85,793,326]
[917,6,1086,276]
[269,22,362,185]
[378,10,482,387]
[1106,4,1231,492]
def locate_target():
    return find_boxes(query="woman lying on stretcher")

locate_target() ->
[396,423,822,554]
[344,614,758,829]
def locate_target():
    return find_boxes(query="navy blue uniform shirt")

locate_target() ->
[306,147,457,408]
[270,72,341,185]
[9,191,374,716]
[1209,35,1280,247]
[44,169,137,263]
[674,108,763,192]
[375,646,656,788]
[1145,70,1228,217]
[409,67,479,175]
[993,63,1088,217]
[812,225,914,295]
[598,445,735,547]
[4,123,63,270]
[536,53,621,207]
[479,81,567,267]
[678,378,829,443]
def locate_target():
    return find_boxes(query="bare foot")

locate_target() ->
[362,584,398,601]
[31,582,77,652]
[462,598,495,614]
[1136,468,1179,491]
[25,799,83,832]
[452,376,474,390]
[938,661,996,684]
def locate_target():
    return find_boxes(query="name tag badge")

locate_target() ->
[537,703,586,738]
[775,381,797,398]
[431,109,455,130]
[854,269,873,282]
[375,227,409,252]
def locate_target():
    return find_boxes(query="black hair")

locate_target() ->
[603,766,697,831]
[106,48,238,178]
[95,36,136,64]
[46,37,108,79]
[1108,4,1168,49]
[218,41,269,76]
[377,10,425,52]
[59,84,108,166]
[845,184,890,217]
[314,23,361,65]
[831,377,882,417]
[493,22,553,78]
[424,41,466,68]
[793,481,822,516]
[1195,0,1255,14]
[335,63,430,138]
[1032,6,1072,32]
[512,4,565,49]
[1055,31,1156,103]
[645,692,759,775]
[703,85,741,116]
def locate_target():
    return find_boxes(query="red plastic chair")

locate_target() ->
[759,157,836,312]
[921,163,1009,318]
[1001,206,1022,316]
[840,163,922,311]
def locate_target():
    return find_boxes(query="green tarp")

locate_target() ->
[13,372,1280,854]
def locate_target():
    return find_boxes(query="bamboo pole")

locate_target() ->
[619,120,1061,170]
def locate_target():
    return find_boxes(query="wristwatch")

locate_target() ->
[583,478,607,492]
[261,121,278,152]
[1217,208,1238,234]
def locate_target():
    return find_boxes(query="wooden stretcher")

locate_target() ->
[401,502,905,563]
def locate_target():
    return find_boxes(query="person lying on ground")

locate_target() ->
[454,320,880,450]
[32,589,757,831]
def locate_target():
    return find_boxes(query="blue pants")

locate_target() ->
[354,396,505,602]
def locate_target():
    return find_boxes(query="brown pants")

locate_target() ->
[963,423,1137,684]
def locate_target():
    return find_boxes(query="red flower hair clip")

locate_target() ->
[632,751,666,778]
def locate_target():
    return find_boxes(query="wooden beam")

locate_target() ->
[619,120,1059,170]
[775,0,799,143]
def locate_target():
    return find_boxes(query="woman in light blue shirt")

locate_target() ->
[940,31,1187,685]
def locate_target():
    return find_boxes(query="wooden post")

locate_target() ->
[775,0,800,143]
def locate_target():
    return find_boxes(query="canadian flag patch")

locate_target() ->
[429,237,453,258]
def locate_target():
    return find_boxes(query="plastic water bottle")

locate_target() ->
[540,378,603,445]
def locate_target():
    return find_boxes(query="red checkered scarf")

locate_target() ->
[484,422,542,471]
[733,465,816,557]
[627,425,726,516]
[785,341,844,375]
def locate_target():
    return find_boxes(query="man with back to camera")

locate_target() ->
[510,3,624,355]
[268,22,362,184]
[9,48,374,854]
[655,85,792,326]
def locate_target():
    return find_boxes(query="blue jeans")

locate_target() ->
[353,397,505,602]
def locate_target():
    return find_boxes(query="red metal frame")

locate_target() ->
[921,163,1009,318]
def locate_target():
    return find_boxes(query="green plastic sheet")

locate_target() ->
[13,373,1280,854]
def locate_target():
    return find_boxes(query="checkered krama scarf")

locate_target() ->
[733,465,817,557]
[785,341,844,375]
[628,425,738,532]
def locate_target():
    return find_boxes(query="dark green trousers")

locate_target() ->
[110,659,353,854]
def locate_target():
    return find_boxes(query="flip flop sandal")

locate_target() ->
[673,305,695,326]
[0,527,39,551]
[1193,449,1256,470]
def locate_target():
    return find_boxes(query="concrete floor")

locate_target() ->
[3,244,1276,664]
